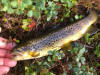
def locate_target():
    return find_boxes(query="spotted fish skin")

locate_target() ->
[11,11,98,61]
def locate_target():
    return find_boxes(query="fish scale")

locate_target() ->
[11,10,98,61]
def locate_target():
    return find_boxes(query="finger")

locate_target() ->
[0,37,7,48]
[0,37,16,50]
[6,51,11,58]
[0,66,10,75]
[4,58,17,67]
[0,58,17,67]
[0,49,7,57]
[0,49,12,58]
[4,42,16,50]
[0,58,4,65]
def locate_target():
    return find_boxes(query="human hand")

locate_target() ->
[0,37,17,75]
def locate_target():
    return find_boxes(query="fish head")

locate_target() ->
[11,50,40,61]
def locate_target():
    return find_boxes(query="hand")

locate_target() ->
[0,37,17,75]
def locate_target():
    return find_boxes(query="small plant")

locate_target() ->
[0,0,77,21]
[84,32,100,57]
[68,42,97,75]
[94,42,100,57]
[25,50,65,75]
[85,33,100,44]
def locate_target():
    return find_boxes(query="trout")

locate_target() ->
[11,10,98,61]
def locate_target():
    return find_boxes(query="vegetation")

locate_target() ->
[0,0,77,21]
[25,42,98,75]
[0,0,100,75]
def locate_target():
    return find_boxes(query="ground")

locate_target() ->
[0,4,100,75]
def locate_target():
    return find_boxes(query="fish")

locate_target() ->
[11,10,98,61]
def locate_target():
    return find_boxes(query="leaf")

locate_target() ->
[23,0,32,6]
[66,9,70,17]
[68,64,72,69]
[11,0,18,8]
[89,67,95,72]
[81,57,86,64]
[73,67,80,72]
[62,72,67,75]
[77,62,81,67]
[75,15,79,20]
[48,51,53,55]
[54,0,59,2]
[47,56,52,62]
[81,65,86,71]
[22,25,30,31]
[2,5,9,11]
[33,11,41,18]
[27,10,34,17]
[15,40,20,43]
[40,0,46,10]
[94,44,100,57]
[7,7,14,14]
[31,72,37,75]
[67,0,74,8]
[79,15,83,19]
[78,47,85,58]
[61,0,65,3]
[61,53,65,57]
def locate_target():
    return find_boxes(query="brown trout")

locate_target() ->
[11,10,98,61]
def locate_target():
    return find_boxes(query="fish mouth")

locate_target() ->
[11,51,41,61]
[11,51,33,61]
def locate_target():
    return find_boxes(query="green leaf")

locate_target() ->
[78,47,85,58]
[61,0,65,3]
[7,7,14,14]
[31,72,37,75]
[11,0,18,8]
[40,0,46,10]
[81,57,86,64]
[47,56,52,62]
[75,56,79,62]
[70,18,74,23]
[77,62,81,67]
[68,64,72,69]
[48,51,53,55]
[27,10,34,17]
[22,25,30,31]
[2,5,9,11]
[85,33,91,44]
[67,0,73,8]
[33,11,41,18]
[75,15,79,20]
[15,40,20,43]
[61,53,65,57]
[94,44,100,57]
[23,0,32,6]
[81,65,86,71]
[89,67,95,72]
[95,63,100,67]
[79,15,83,19]
[54,0,59,2]
[66,10,70,17]
[23,19,31,25]
[62,72,67,75]
[73,67,80,72]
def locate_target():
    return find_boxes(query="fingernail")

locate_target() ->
[0,39,7,48]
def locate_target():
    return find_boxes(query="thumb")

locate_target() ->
[0,37,16,50]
